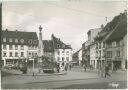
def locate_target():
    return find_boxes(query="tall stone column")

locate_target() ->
[38,25,44,72]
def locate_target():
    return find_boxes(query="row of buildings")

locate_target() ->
[1,26,72,68]
[76,11,127,70]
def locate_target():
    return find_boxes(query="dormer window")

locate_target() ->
[3,38,6,42]
[28,39,32,44]
[57,44,60,48]
[20,39,24,43]
[21,45,24,50]
[62,44,65,48]
[33,40,37,44]
[15,39,18,43]
[9,38,12,42]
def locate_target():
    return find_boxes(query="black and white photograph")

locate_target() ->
[0,0,127,89]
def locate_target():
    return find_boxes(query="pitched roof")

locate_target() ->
[94,12,126,42]
[2,30,38,46]
[43,40,54,52]
[105,17,127,42]
[51,34,72,49]
[42,34,72,52]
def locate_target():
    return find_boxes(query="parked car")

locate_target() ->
[4,64,14,69]
[12,65,20,70]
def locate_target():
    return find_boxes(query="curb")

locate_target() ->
[26,77,99,84]
[2,71,67,76]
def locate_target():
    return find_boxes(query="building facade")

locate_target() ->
[78,48,82,66]
[1,29,38,66]
[82,40,90,67]
[105,13,127,70]
[38,26,72,68]
[87,28,102,69]
[51,34,72,67]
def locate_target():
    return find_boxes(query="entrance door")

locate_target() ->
[113,61,121,69]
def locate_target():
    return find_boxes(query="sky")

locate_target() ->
[2,1,127,51]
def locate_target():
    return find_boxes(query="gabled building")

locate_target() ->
[1,29,38,66]
[38,26,72,68]
[51,34,72,66]
[104,11,127,70]
[94,10,127,70]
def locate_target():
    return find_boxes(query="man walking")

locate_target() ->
[83,64,86,71]
[105,65,111,78]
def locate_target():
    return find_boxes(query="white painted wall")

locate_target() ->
[2,44,38,66]
[90,44,97,68]
[54,49,72,62]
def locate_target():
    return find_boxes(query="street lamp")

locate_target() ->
[32,56,35,76]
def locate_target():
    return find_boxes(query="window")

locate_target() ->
[3,38,6,42]
[102,50,105,57]
[21,52,24,57]
[15,52,18,57]
[33,40,37,44]
[21,45,24,50]
[32,52,34,57]
[57,44,60,48]
[57,57,60,61]
[62,50,64,53]
[106,51,112,58]
[107,42,112,48]
[57,51,60,55]
[15,39,18,43]
[9,45,13,50]
[96,43,98,49]
[28,39,32,44]
[29,52,31,56]
[9,38,13,42]
[20,39,24,43]
[99,42,101,49]
[103,42,105,48]
[96,51,98,58]
[3,44,6,50]
[116,41,120,47]
[112,42,116,47]
[15,45,18,50]
[35,53,37,56]
[3,52,7,57]
[62,57,64,61]
[99,51,101,58]
[66,57,69,61]
[9,52,13,57]
[66,51,69,55]
[116,51,120,57]
[62,44,65,48]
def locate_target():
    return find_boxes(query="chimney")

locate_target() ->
[124,10,127,15]
[15,29,18,33]
[51,34,54,39]
[5,29,8,31]
[101,24,104,29]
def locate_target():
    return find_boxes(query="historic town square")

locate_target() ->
[1,1,127,89]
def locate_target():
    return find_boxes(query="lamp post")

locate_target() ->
[32,56,35,76]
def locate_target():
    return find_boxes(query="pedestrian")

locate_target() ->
[83,64,86,71]
[57,64,60,73]
[113,64,117,72]
[65,65,67,72]
[104,65,111,78]
[69,64,72,70]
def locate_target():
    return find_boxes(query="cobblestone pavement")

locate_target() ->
[1,67,127,89]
